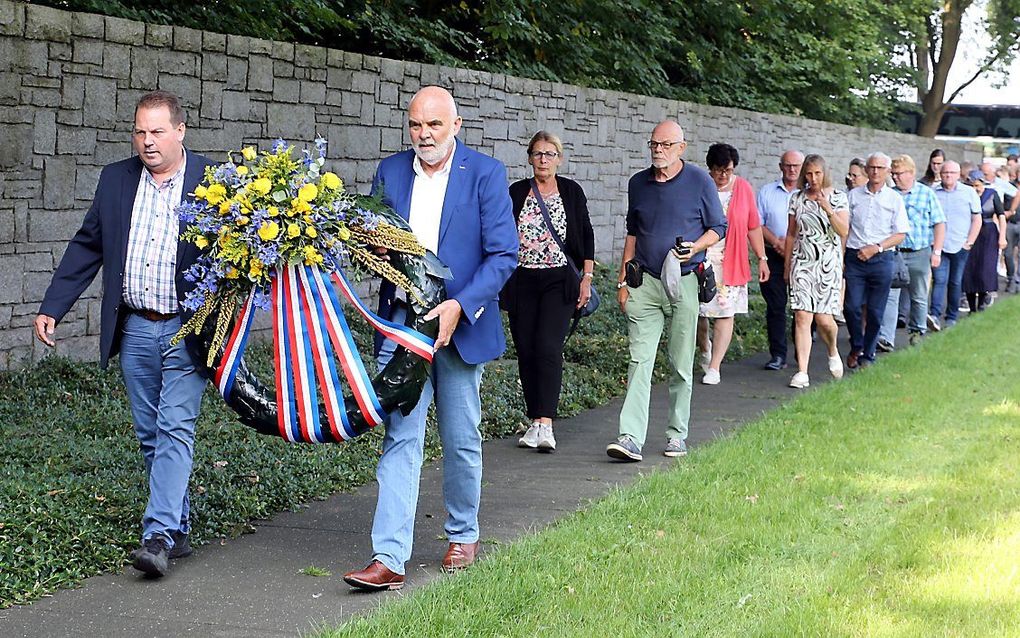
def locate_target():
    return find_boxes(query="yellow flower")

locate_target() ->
[194,185,208,200]
[236,215,250,226]
[287,223,301,239]
[206,183,227,205]
[337,227,351,241]
[248,259,264,279]
[267,206,280,217]
[305,226,318,239]
[258,221,280,241]
[290,198,312,214]
[218,200,233,216]
[225,265,239,279]
[250,178,272,195]
[241,146,257,162]
[194,236,209,249]
[303,245,323,265]
[236,165,249,176]
[320,172,342,191]
[298,183,318,202]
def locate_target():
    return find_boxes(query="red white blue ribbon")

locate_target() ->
[218,264,436,443]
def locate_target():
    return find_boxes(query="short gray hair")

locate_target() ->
[867,152,891,168]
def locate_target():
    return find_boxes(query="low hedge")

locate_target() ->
[0,265,767,607]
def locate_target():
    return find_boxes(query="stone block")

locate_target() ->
[5,178,39,198]
[249,37,272,55]
[28,208,79,242]
[326,49,344,68]
[308,68,326,83]
[226,57,247,90]
[202,31,226,52]
[362,55,379,72]
[0,207,13,244]
[247,55,273,92]
[82,76,117,128]
[343,51,363,70]
[327,67,353,90]
[226,34,249,56]
[101,42,130,79]
[1,123,32,169]
[174,26,202,52]
[23,251,54,272]
[0,71,18,103]
[23,270,53,303]
[9,39,48,73]
[377,80,398,106]
[56,125,97,155]
[350,70,376,93]
[105,15,144,45]
[327,125,380,160]
[158,49,197,75]
[42,158,76,209]
[74,164,102,201]
[25,4,71,42]
[272,77,300,103]
[93,140,129,165]
[380,127,404,153]
[266,102,315,140]
[199,81,222,119]
[34,109,55,154]
[72,37,103,64]
[27,87,60,108]
[47,40,71,62]
[130,47,158,89]
[339,91,360,117]
[158,74,200,108]
[271,40,293,61]
[273,60,294,78]
[300,81,326,105]
[220,90,251,120]
[145,23,172,47]
[70,11,104,38]
[295,44,326,69]
[201,52,227,82]
[0,254,21,303]
[0,0,25,36]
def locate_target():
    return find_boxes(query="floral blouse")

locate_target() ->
[517,193,568,268]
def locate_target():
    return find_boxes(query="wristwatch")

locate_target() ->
[583,272,594,278]
[876,243,884,253]
[617,281,627,289]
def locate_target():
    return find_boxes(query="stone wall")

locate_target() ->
[0,0,983,368]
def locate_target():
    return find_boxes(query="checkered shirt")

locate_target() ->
[122,157,187,313]
[896,181,945,251]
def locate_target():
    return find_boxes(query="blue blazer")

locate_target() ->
[372,143,518,365]
[39,150,216,367]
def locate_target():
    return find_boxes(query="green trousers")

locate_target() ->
[618,273,699,448]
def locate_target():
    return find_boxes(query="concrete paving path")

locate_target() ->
[0,337,856,637]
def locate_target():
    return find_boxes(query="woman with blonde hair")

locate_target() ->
[784,154,850,388]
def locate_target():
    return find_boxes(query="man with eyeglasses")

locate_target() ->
[843,152,909,369]
[755,150,804,370]
[606,120,726,462]
[877,154,945,349]
[929,160,981,329]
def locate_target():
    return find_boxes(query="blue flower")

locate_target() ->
[314,137,327,158]
[272,138,288,154]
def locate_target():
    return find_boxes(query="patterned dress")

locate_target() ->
[517,193,568,268]
[700,190,749,318]
[788,189,848,314]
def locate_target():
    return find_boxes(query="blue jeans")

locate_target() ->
[119,313,207,546]
[372,307,484,575]
[844,249,894,362]
[929,249,970,323]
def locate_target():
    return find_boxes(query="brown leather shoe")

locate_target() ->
[342,560,404,591]
[442,541,480,572]
[846,350,862,370]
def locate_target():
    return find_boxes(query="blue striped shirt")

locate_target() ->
[894,181,945,250]
[123,157,187,313]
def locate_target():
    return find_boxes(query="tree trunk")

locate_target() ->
[917,0,970,137]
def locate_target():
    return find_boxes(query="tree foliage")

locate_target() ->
[31,0,959,130]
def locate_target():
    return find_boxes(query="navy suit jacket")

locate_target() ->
[39,150,216,367]
[372,143,518,365]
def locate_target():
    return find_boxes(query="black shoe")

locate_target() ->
[763,356,787,371]
[896,317,907,329]
[876,339,894,353]
[132,536,171,577]
[169,530,192,559]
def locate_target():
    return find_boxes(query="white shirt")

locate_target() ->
[993,176,1018,199]
[846,183,910,249]
[408,141,455,255]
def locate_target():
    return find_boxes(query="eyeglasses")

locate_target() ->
[529,151,560,160]
[865,165,889,171]
[780,163,802,169]
[648,140,682,150]
[709,167,735,176]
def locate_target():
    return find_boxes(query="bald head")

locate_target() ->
[652,120,684,142]
[981,161,997,181]
[940,160,961,189]
[407,85,462,170]
[648,120,687,172]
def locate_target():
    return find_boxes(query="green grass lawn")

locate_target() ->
[324,297,1020,637]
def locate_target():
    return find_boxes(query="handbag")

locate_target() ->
[695,261,717,303]
[890,251,910,289]
[530,179,600,319]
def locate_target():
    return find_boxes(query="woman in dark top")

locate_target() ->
[962,170,1006,312]
[920,149,945,187]
[504,131,595,452]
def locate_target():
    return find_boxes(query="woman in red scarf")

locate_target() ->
[697,144,769,385]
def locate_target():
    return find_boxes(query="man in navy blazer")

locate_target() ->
[343,86,518,591]
[35,91,215,578]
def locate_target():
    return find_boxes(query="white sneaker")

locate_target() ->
[789,371,810,388]
[828,356,844,379]
[537,424,556,451]
[518,423,540,448]
[700,340,712,373]
[702,368,721,385]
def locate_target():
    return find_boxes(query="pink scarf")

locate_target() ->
[721,177,761,287]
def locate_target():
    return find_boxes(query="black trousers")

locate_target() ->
[507,266,576,420]
[759,245,788,359]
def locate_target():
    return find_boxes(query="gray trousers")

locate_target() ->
[1005,222,1020,286]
